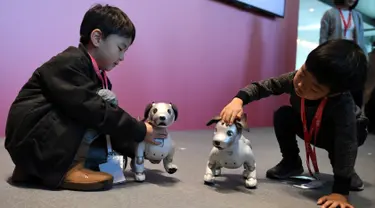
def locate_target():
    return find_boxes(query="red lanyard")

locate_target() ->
[339,9,352,37]
[300,98,327,178]
[88,54,108,89]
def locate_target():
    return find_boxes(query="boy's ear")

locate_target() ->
[90,29,103,47]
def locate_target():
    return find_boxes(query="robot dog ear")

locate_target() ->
[235,113,250,132]
[170,103,178,121]
[144,102,155,119]
[206,116,222,126]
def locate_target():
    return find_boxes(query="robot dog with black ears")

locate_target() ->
[204,113,257,189]
[130,102,179,182]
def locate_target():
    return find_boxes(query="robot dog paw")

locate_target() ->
[134,172,146,182]
[245,178,257,189]
[204,173,215,185]
[166,164,178,174]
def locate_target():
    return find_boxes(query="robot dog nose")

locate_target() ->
[159,116,166,121]
[213,141,220,146]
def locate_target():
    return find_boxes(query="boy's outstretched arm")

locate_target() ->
[331,99,358,197]
[235,71,296,105]
[221,71,296,124]
[37,55,146,143]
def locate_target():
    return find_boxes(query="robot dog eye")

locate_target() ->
[227,130,234,136]
[167,109,171,114]
[152,108,158,114]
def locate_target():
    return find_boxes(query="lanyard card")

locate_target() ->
[289,175,316,181]
[99,135,126,184]
[293,180,324,189]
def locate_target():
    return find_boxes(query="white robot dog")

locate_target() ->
[203,114,257,188]
[130,102,178,182]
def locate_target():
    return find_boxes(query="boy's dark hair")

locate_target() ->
[305,39,367,93]
[79,4,136,45]
[333,0,359,10]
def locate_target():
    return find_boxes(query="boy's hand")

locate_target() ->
[220,98,244,125]
[144,122,161,145]
[317,193,354,208]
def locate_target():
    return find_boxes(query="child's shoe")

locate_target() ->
[266,157,304,179]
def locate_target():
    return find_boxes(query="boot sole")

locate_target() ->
[60,179,113,191]
[350,184,364,192]
[266,168,304,180]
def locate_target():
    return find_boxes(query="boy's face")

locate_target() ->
[90,30,133,71]
[346,0,356,6]
[293,65,330,100]
[333,0,356,7]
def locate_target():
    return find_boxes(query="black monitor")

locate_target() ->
[217,0,286,18]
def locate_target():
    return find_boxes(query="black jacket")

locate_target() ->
[5,44,146,188]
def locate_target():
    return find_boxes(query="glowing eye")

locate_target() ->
[227,131,233,136]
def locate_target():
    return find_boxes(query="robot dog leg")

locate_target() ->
[243,154,257,188]
[131,141,146,182]
[162,143,178,174]
[203,150,220,184]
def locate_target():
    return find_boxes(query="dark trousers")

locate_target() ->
[73,129,136,170]
[273,106,335,162]
[273,106,367,166]
[351,89,364,108]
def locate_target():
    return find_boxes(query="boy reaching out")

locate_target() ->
[220,39,368,208]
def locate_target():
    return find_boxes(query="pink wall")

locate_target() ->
[0,0,299,137]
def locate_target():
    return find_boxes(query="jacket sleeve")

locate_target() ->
[37,56,146,143]
[319,10,331,44]
[235,72,295,105]
[330,99,358,195]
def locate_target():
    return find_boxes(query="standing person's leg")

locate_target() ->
[364,58,375,105]
[266,106,304,179]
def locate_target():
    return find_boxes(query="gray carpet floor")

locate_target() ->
[0,128,374,208]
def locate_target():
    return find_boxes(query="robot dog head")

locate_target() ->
[144,102,178,127]
[206,114,249,150]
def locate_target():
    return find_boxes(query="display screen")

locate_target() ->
[235,0,285,17]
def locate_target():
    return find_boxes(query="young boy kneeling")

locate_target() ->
[220,39,368,208]
[5,4,157,191]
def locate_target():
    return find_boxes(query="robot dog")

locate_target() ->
[130,102,178,182]
[203,114,257,188]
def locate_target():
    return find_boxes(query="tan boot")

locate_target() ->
[60,162,113,191]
